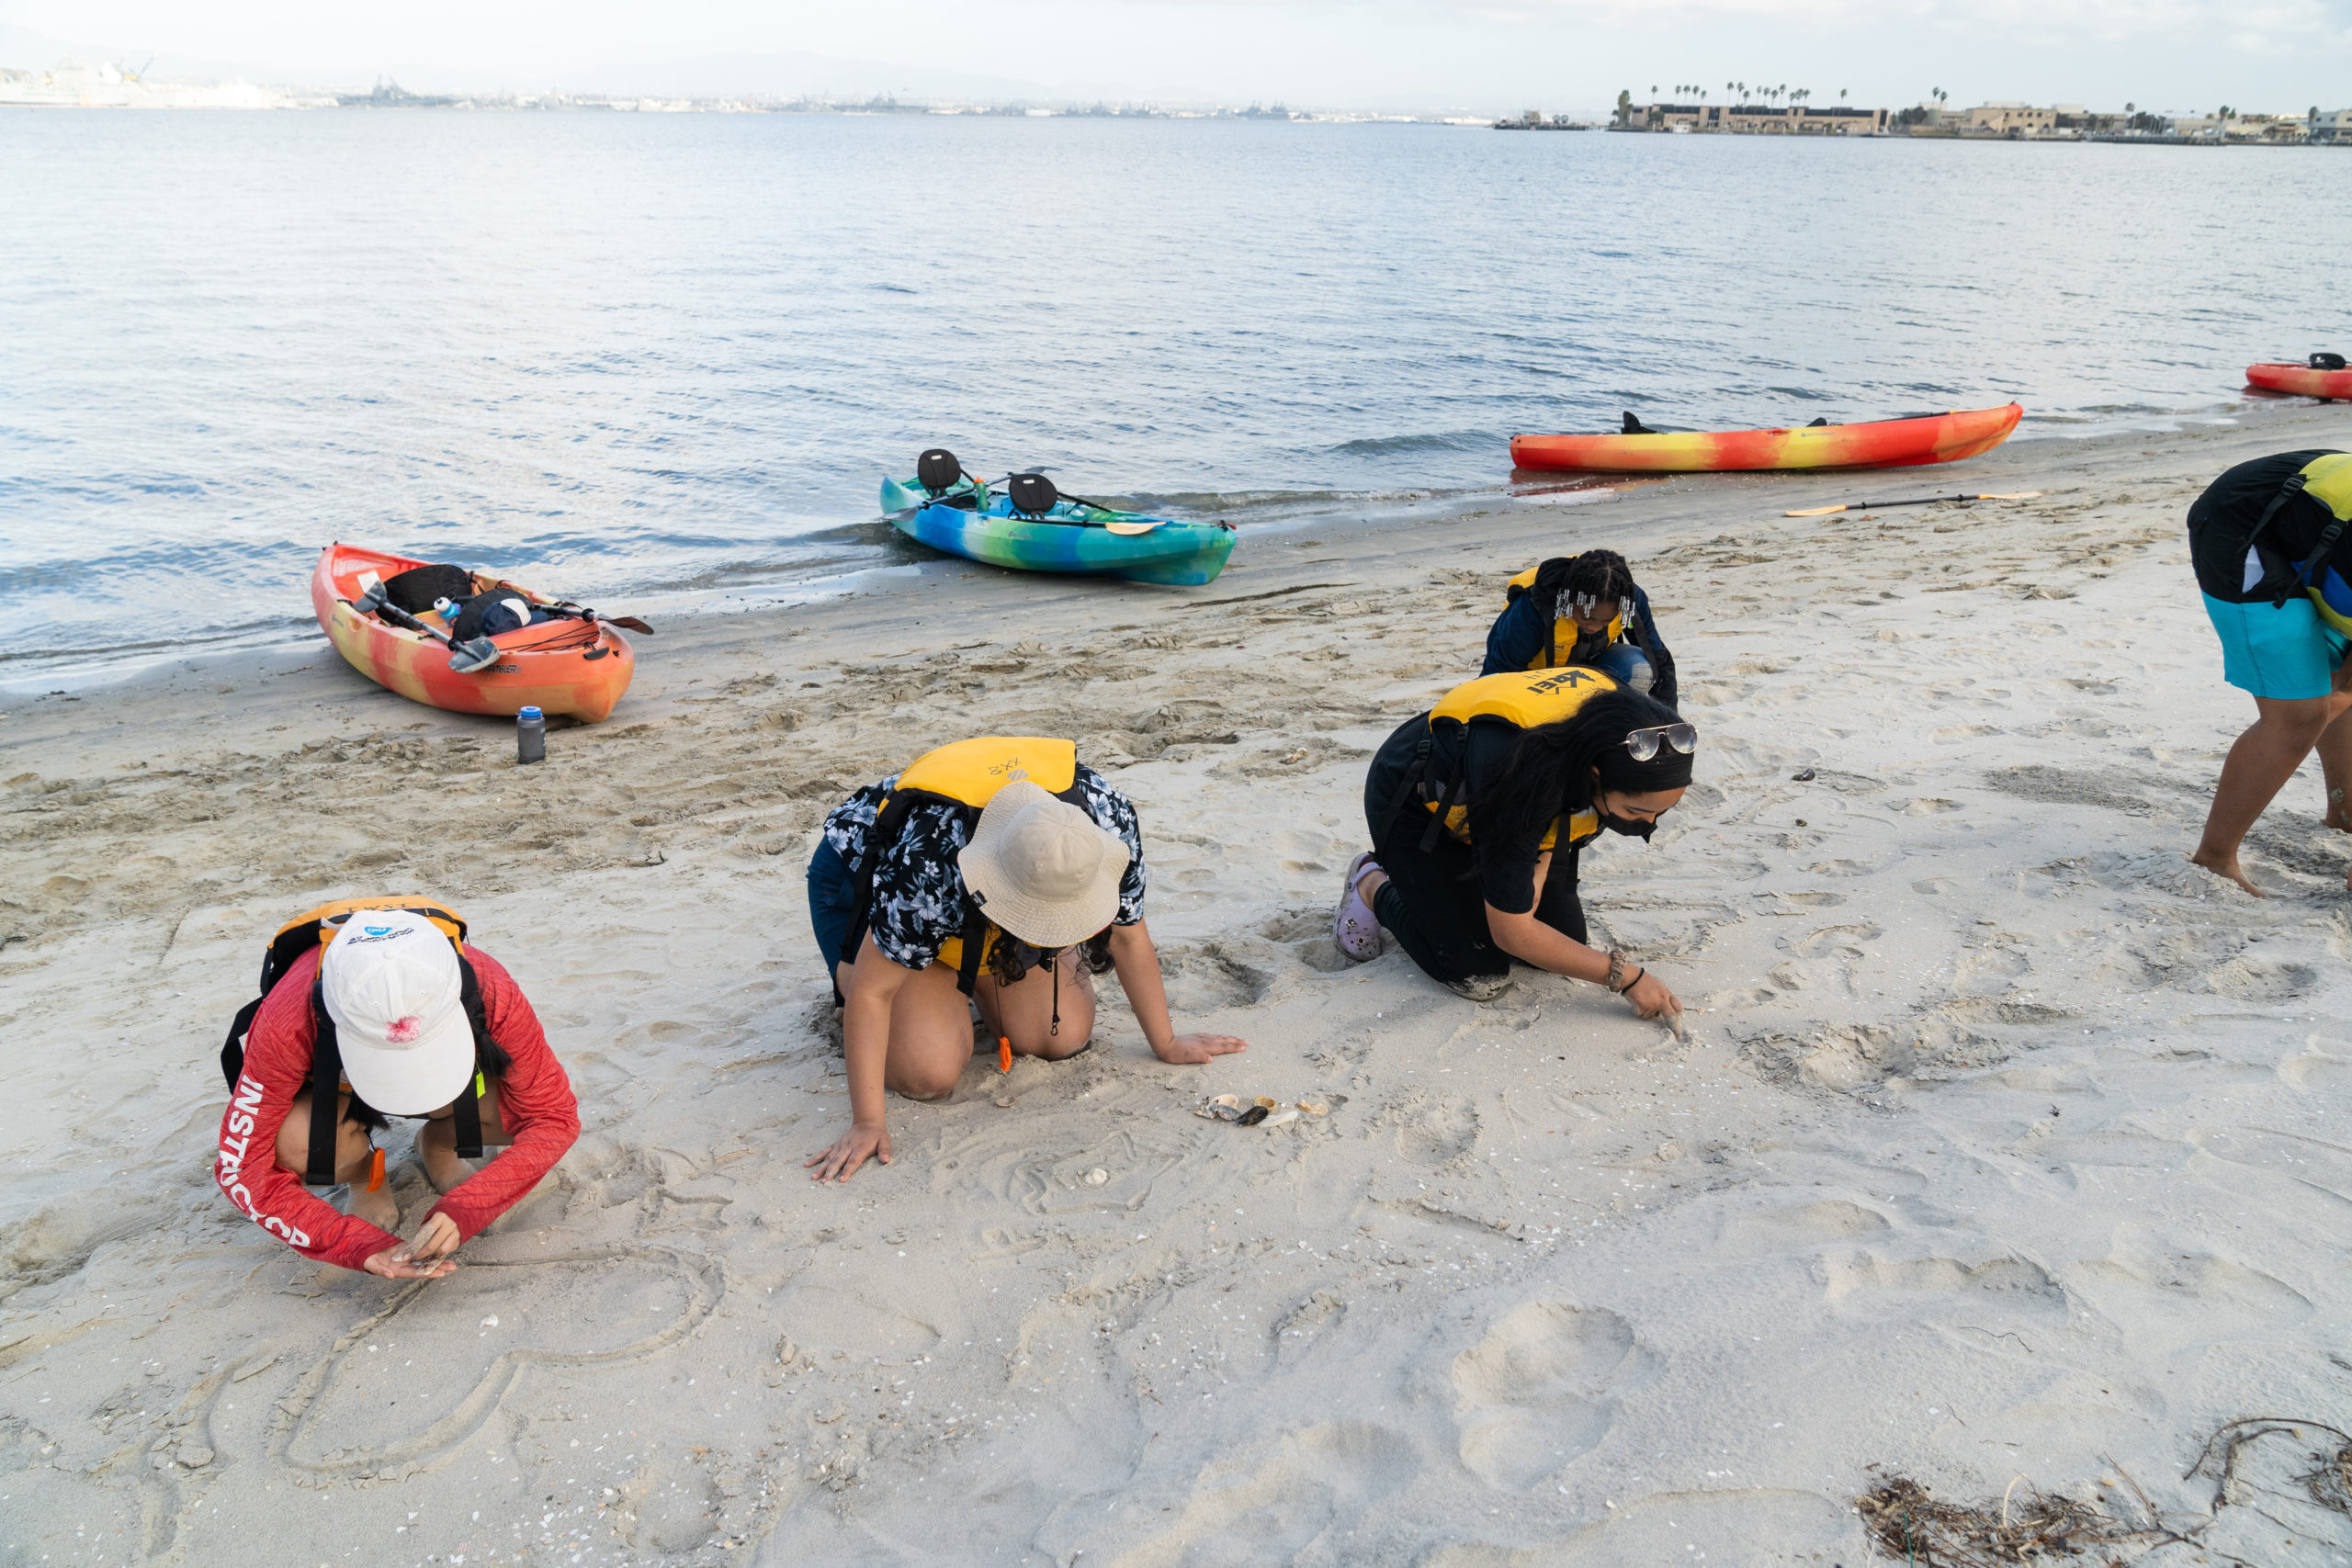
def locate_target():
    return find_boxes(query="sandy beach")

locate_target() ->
[8,404,2352,1566]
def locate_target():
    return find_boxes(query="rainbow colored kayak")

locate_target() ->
[2246,362,2352,400]
[879,473,1236,587]
[1510,404,2023,473]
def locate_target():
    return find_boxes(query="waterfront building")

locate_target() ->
[1619,100,1887,135]
[2313,108,2351,144]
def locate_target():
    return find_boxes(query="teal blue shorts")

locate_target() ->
[2203,592,2350,700]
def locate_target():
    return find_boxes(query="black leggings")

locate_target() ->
[1366,813,1588,985]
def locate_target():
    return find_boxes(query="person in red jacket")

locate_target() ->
[213,908,580,1280]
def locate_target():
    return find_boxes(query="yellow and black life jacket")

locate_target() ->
[218,898,492,1187]
[1506,564,1624,670]
[843,738,1089,995]
[1381,669,1620,854]
[2256,454,2352,635]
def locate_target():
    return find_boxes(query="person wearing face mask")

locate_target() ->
[1480,548,1677,708]
[1333,669,1692,1019]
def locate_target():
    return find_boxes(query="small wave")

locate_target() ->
[1321,430,1498,458]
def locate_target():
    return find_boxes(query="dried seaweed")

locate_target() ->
[1856,1412,2352,1565]
[1855,1475,2154,1565]
[2185,1416,2352,1519]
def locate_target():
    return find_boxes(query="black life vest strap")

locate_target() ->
[1376,735,1433,845]
[220,997,265,1090]
[306,976,345,1188]
[453,958,488,1160]
[2255,472,2313,605]
[2297,512,2352,593]
[955,900,989,998]
[1419,773,1465,853]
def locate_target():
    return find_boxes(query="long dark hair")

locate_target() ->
[985,928,1115,988]
[1473,689,1690,851]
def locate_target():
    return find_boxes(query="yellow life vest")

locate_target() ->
[1506,564,1623,671]
[861,738,1085,982]
[888,736,1078,807]
[1419,668,1619,850]
[2283,455,2352,635]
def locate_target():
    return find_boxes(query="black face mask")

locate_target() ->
[1599,810,1656,840]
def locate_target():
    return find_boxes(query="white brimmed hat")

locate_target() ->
[320,908,476,1115]
[956,781,1128,948]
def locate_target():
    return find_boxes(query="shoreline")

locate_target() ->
[6,402,2352,1563]
[6,399,2335,699]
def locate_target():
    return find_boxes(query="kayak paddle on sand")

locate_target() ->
[1784,491,2042,517]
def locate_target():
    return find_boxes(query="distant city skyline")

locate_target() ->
[2,0,2346,115]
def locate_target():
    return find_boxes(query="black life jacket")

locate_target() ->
[837,738,1089,1000]
[219,899,493,1187]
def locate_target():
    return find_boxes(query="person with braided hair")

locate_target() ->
[1481,548,1678,708]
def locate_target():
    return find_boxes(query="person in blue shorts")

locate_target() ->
[2187,450,2352,895]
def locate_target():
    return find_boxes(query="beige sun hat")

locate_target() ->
[956,780,1129,948]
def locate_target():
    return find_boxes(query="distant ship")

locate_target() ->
[337,77,454,108]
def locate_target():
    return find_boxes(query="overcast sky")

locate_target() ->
[6,0,2348,113]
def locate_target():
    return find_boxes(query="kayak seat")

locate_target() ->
[1806,417,1829,428]
[1007,472,1061,516]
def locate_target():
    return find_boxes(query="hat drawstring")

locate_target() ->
[1050,955,1061,1038]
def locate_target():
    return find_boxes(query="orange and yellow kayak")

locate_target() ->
[1510,403,2023,473]
[2246,362,2352,401]
[311,544,636,723]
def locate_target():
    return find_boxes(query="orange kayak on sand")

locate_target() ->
[1510,403,2023,473]
[2245,362,2352,401]
[311,544,637,723]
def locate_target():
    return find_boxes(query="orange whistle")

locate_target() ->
[998,1036,1012,1074]
[366,1147,387,1192]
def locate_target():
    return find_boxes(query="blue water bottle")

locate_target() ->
[516,705,546,765]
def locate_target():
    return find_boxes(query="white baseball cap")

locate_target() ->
[320,908,476,1115]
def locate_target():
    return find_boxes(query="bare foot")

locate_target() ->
[2325,788,2351,833]
[2189,847,2266,897]
[348,1180,400,1231]
[421,1144,476,1195]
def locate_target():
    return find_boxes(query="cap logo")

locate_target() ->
[364,924,393,936]
[386,1016,424,1043]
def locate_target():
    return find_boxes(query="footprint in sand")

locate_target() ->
[1111,1421,1418,1567]
[1821,1252,2067,1321]
[2074,1225,2312,1329]
[279,1245,720,1473]
[1450,1302,1650,1491]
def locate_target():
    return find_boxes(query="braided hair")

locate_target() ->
[1555,548,1639,621]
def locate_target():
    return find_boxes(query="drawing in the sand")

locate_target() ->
[2185,448,2352,896]
[214,903,582,1280]
[803,736,1248,1183]
[1337,667,1692,1020]
[1482,547,1679,704]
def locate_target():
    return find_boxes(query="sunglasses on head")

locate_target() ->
[1621,723,1698,762]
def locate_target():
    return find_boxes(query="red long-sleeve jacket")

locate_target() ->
[212,945,581,1273]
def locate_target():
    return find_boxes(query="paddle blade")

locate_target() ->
[1102,518,1166,536]
[604,615,656,634]
[1976,491,2043,501]
[1784,504,1849,517]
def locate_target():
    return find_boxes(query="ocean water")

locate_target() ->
[4,110,2348,682]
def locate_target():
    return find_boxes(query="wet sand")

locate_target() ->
[6,404,2352,1566]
